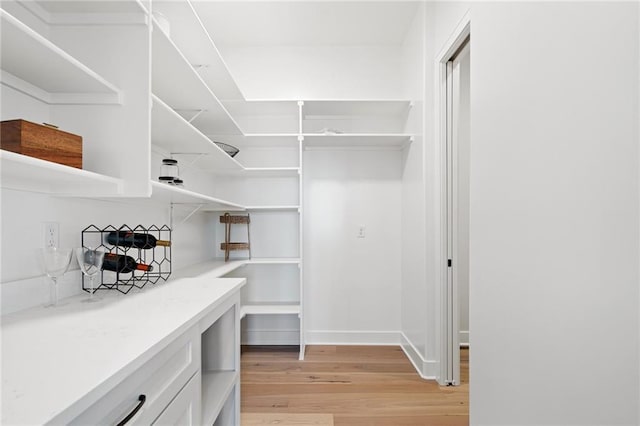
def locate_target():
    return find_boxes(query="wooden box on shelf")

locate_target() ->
[0,119,83,169]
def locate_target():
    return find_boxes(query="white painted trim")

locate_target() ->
[400,333,438,380]
[459,330,469,347]
[435,9,471,387]
[436,10,472,64]
[305,330,401,346]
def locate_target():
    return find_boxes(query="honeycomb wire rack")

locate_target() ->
[81,224,172,294]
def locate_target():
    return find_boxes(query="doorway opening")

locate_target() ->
[437,16,470,387]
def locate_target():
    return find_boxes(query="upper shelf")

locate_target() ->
[22,0,148,18]
[302,134,412,148]
[151,18,242,136]
[302,100,412,118]
[152,0,243,102]
[301,100,411,135]
[151,95,243,173]
[0,9,121,105]
[152,96,299,176]
[223,100,300,134]
[0,150,124,195]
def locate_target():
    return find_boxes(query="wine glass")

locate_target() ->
[40,247,73,307]
[76,248,105,302]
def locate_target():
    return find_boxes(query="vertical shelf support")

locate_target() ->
[297,130,305,360]
[297,100,304,135]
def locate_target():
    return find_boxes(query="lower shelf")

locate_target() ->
[240,303,301,319]
[201,370,238,426]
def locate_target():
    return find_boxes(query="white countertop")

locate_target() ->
[1,274,245,425]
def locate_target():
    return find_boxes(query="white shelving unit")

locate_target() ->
[1,0,414,363]
[201,303,240,425]
[151,95,244,173]
[0,9,121,105]
[0,150,123,195]
[301,99,412,136]
[240,303,301,319]
[223,100,300,134]
[201,371,238,425]
[245,205,300,211]
[151,16,242,136]
[1,3,151,197]
[303,133,413,148]
[152,0,244,102]
[245,258,301,265]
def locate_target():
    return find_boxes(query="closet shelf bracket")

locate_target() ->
[173,108,206,123]
[170,152,207,167]
[170,203,204,229]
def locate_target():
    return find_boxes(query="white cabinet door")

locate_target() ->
[153,372,201,426]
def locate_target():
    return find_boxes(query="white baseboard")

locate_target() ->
[459,330,469,347]
[305,330,401,345]
[400,332,438,380]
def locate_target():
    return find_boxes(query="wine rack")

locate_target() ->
[81,224,172,294]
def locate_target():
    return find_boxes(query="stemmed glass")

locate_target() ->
[40,247,73,307]
[76,248,105,302]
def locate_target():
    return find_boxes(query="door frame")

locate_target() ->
[435,12,470,386]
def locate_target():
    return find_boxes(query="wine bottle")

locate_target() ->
[106,231,171,249]
[102,253,153,273]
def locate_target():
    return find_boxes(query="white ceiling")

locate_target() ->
[191,1,420,47]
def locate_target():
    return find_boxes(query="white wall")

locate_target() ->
[304,149,402,344]
[399,3,432,373]
[426,2,640,424]
[221,46,405,100]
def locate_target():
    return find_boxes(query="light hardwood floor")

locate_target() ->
[241,345,469,426]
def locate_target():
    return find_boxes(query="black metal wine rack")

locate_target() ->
[81,224,172,294]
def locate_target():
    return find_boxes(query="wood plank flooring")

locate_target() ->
[241,345,469,426]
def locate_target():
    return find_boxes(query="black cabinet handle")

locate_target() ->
[116,394,146,426]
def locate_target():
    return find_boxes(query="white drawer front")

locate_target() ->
[152,372,201,426]
[70,326,201,426]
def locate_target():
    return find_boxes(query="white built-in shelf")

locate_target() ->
[224,100,300,118]
[150,181,244,211]
[243,133,299,137]
[245,205,300,212]
[151,95,244,173]
[152,98,299,177]
[173,258,300,281]
[302,100,412,117]
[23,0,148,17]
[223,100,300,134]
[149,182,299,212]
[151,19,242,136]
[173,259,246,280]
[303,133,413,148]
[0,9,121,105]
[153,1,243,102]
[244,258,301,265]
[0,150,124,195]
[201,370,238,426]
[240,303,301,319]
[207,134,300,150]
[234,167,300,177]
